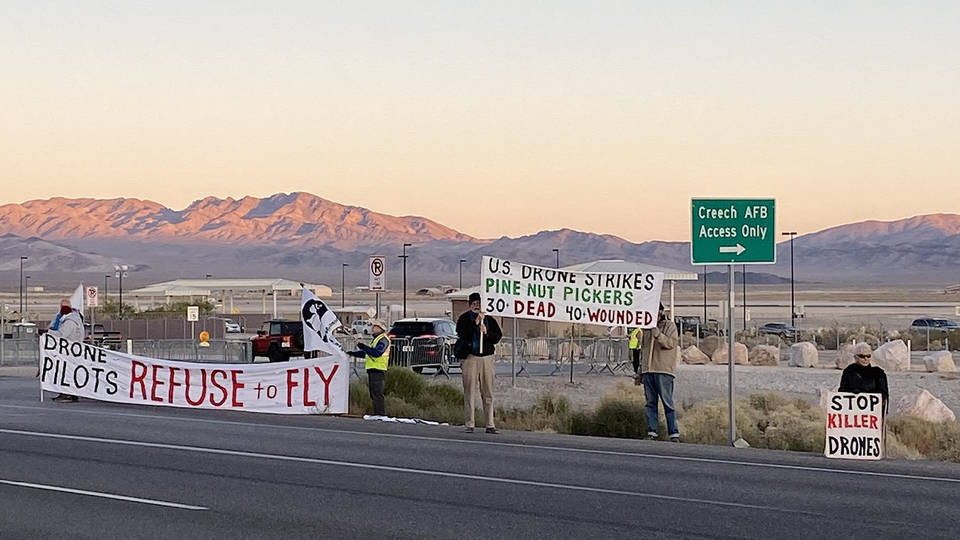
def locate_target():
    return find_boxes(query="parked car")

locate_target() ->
[82,323,123,350]
[758,322,797,339]
[351,319,373,336]
[223,318,243,333]
[674,316,718,338]
[911,318,960,330]
[387,318,458,373]
[250,320,304,362]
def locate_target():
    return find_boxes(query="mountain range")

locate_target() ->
[1,193,958,286]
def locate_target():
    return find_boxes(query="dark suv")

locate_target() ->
[387,318,458,373]
[911,318,960,330]
[251,320,304,362]
[758,322,797,339]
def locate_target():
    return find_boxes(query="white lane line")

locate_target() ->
[0,428,831,517]
[0,478,207,510]
[3,403,960,485]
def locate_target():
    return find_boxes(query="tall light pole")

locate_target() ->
[115,264,129,320]
[104,275,110,305]
[458,259,466,290]
[341,263,349,308]
[19,256,27,318]
[400,243,411,317]
[24,275,31,319]
[782,232,797,326]
[552,248,560,269]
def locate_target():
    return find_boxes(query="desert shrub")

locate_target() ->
[349,380,372,415]
[384,396,423,419]
[533,392,571,417]
[570,399,649,439]
[415,383,463,410]
[887,416,938,455]
[384,368,425,402]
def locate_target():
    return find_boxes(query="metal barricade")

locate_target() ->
[0,338,39,367]
[130,339,250,364]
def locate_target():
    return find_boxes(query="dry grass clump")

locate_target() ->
[887,416,960,462]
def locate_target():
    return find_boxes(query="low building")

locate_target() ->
[129,278,332,317]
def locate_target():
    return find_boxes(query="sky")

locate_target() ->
[1,1,958,242]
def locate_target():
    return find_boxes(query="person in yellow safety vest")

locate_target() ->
[629,327,644,375]
[347,319,390,416]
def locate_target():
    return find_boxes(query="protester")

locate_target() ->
[628,327,643,374]
[455,292,503,433]
[347,319,390,416]
[637,303,680,441]
[48,298,84,403]
[839,342,889,414]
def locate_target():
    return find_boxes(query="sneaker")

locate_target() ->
[485,427,499,434]
[669,435,681,443]
[646,432,658,440]
[464,427,474,433]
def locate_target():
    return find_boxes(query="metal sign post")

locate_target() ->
[187,305,199,341]
[692,198,776,447]
[370,255,386,320]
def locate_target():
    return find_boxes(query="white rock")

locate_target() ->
[874,340,910,372]
[682,346,711,365]
[789,342,819,367]
[711,343,748,365]
[896,389,956,423]
[923,351,957,373]
[817,386,835,410]
[835,344,856,370]
[699,336,721,358]
[749,345,780,366]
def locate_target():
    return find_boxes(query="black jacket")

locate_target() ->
[455,310,502,358]
[839,362,889,414]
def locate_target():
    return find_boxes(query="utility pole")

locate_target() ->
[19,256,27,319]
[341,263,349,309]
[782,232,797,326]
[458,258,466,290]
[400,243,411,317]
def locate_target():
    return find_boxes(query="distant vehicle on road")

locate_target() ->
[758,322,797,339]
[387,318,458,373]
[911,318,960,330]
[251,320,304,362]
[223,318,243,333]
[351,319,373,336]
[674,316,718,338]
[83,323,123,350]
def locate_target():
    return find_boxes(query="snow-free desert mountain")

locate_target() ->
[0,194,958,284]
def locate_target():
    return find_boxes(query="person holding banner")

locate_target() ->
[628,327,643,374]
[456,292,503,433]
[347,319,391,416]
[839,343,889,414]
[637,303,680,442]
[48,298,84,403]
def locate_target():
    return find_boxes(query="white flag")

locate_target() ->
[70,283,84,315]
[300,286,346,358]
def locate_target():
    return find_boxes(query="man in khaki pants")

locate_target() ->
[455,292,503,433]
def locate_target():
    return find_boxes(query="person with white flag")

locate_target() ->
[300,284,346,359]
[346,319,391,416]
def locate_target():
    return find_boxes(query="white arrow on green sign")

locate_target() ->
[691,198,776,265]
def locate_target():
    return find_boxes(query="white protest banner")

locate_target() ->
[825,392,884,460]
[300,286,347,359]
[480,256,664,328]
[40,335,348,414]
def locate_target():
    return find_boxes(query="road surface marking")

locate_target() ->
[0,478,207,510]
[3,403,960,485]
[0,427,839,517]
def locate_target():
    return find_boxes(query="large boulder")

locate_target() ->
[897,389,956,423]
[682,345,711,365]
[749,345,779,366]
[789,342,819,367]
[711,342,748,365]
[700,336,722,358]
[923,351,957,373]
[874,340,910,372]
[835,344,856,370]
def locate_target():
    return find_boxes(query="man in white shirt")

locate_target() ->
[47,298,84,402]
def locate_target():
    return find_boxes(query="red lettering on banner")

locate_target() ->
[828,413,838,428]
[150,364,165,403]
[314,364,339,407]
[185,369,207,406]
[130,360,147,399]
[869,415,878,430]
[286,369,299,407]
[303,368,316,407]
[231,370,244,407]
[168,366,182,404]
[210,369,228,406]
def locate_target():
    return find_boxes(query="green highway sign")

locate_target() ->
[691,198,776,265]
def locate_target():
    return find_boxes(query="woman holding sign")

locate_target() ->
[839,343,889,414]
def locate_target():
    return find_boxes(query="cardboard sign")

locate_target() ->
[480,256,664,328]
[825,392,884,460]
[39,335,348,414]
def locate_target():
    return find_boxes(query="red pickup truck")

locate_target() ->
[250,320,304,362]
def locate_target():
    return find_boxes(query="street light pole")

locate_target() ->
[104,275,110,302]
[400,243,411,318]
[19,256,27,318]
[341,263,349,309]
[458,259,466,290]
[782,232,797,326]
[115,264,129,320]
[24,276,30,319]
[552,248,559,270]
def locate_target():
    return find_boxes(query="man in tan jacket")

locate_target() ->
[637,303,680,441]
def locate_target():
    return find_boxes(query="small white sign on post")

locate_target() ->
[825,392,884,460]
[85,286,99,308]
[369,256,386,291]
[186,306,199,322]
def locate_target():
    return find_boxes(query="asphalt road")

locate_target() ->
[1,376,959,539]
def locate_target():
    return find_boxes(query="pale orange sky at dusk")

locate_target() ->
[2,2,958,242]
